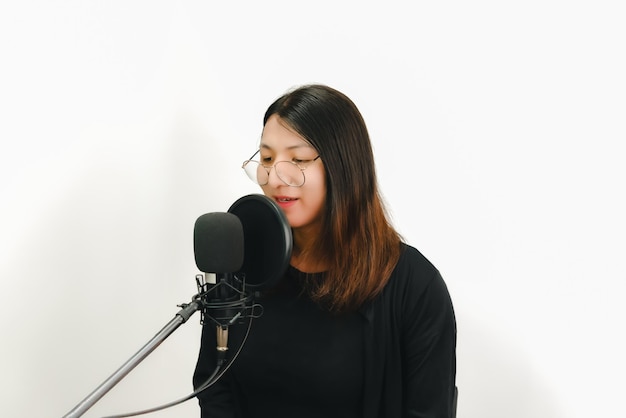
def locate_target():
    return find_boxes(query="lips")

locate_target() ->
[274,196,298,207]
[275,196,297,203]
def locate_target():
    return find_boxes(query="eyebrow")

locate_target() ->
[259,143,314,151]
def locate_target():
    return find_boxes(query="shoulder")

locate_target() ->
[382,244,452,310]
[396,244,438,274]
[391,244,441,289]
[360,243,452,317]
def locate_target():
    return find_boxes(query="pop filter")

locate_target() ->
[228,194,293,291]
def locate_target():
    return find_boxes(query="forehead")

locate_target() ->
[260,115,314,151]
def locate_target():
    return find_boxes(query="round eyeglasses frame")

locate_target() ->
[242,150,321,187]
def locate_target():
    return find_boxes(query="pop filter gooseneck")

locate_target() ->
[228,194,293,291]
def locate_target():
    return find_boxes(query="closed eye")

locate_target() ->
[293,157,318,164]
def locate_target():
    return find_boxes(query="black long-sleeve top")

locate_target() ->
[193,244,457,418]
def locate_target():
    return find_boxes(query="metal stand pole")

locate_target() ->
[62,300,202,418]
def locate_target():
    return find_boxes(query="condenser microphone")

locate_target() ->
[193,212,244,310]
[193,211,247,361]
[193,212,248,321]
[193,212,246,312]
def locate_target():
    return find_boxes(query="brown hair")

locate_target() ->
[264,84,402,313]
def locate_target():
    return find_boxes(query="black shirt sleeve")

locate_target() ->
[401,265,457,417]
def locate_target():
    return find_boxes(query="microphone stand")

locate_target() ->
[62,273,254,418]
[62,298,203,418]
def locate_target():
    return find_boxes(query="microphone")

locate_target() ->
[193,211,247,322]
[193,212,248,360]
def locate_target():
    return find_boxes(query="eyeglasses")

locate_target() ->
[242,150,321,187]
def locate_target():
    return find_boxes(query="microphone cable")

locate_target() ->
[100,314,254,418]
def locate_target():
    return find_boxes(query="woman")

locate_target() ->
[193,84,457,417]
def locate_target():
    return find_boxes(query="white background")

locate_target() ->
[1,1,624,417]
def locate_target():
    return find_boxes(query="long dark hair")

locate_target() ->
[264,84,402,313]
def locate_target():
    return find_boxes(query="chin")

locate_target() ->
[286,217,306,229]
[288,216,322,232]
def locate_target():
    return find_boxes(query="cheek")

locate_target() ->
[305,169,326,197]
[305,174,327,213]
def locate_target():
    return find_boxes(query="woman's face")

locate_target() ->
[259,115,326,234]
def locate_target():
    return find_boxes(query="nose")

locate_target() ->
[265,165,285,188]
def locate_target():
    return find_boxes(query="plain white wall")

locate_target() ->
[1,1,624,417]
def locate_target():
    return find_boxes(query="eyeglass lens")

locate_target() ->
[244,161,305,186]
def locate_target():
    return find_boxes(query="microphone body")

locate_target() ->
[193,211,247,360]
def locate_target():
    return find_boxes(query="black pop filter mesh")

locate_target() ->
[194,212,244,273]
[228,194,293,290]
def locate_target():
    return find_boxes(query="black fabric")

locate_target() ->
[193,244,457,418]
